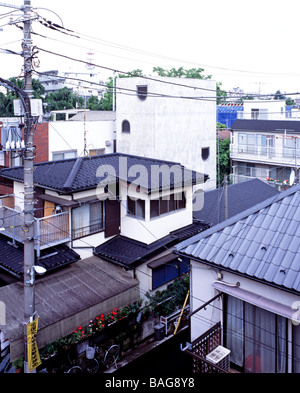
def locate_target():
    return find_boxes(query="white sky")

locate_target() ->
[1,0,300,97]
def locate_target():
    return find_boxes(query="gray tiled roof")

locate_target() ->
[174,184,300,294]
[0,153,208,194]
[0,236,80,279]
[94,222,209,267]
[194,179,280,226]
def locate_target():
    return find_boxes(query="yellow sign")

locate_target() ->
[27,318,41,373]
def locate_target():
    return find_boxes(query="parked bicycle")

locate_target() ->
[66,343,120,374]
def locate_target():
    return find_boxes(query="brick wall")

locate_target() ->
[33,122,49,163]
[0,122,49,195]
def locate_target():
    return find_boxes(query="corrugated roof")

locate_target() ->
[0,236,80,279]
[174,184,300,294]
[0,153,208,194]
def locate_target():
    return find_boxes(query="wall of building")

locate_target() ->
[189,259,299,342]
[48,120,114,160]
[119,183,193,244]
[116,77,216,191]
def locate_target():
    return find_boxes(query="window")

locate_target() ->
[251,109,259,120]
[152,257,189,289]
[202,147,210,161]
[150,192,186,219]
[122,120,130,133]
[137,85,148,101]
[72,201,104,239]
[293,324,300,373]
[127,197,145,219]
[52,150,77,161]
[225,296,287,373]
[89,148,105,156]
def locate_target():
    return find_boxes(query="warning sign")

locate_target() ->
[26,318,41,373]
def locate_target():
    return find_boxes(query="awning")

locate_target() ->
[147,253,177,269]
[212,281,300,322]
[39,194,78,207]
[0,257,139,361]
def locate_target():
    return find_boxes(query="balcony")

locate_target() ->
[0,206,71,255]
[230,144,300,166]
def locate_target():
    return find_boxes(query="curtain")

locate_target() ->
[226,297,244,367]
[293,324,300,373]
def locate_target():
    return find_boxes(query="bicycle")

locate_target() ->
[96,343,120,369]
[69,343,120,373]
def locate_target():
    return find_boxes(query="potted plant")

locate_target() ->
[13,357,24,373]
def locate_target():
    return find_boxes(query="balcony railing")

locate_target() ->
[230,144,300,165]
[0,206,70,254]
[184,322,229,373]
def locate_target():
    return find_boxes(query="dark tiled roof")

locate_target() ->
[0,236,80,279]
[175,184,300,294]
[231,119,300,133]
[0,153,208,194]
[194,179,280,226]
[94,222,209,268]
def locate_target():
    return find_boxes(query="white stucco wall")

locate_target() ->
[48,120,114,159]
[119,183,193,244]
[116,77,216,191]
[190,259,300,343]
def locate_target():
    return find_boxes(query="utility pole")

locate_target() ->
[22,0,36,374]
[224,175,228,221]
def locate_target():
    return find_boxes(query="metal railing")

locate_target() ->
[0,206,70,254]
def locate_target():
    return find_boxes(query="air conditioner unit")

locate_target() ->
[206,345,230,372]
[105,140,111,147]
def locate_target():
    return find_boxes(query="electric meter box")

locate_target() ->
[13,99,43,117]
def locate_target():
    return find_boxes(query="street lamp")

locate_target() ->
[25,266,47,286]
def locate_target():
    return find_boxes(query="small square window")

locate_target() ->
[202,147,210,161]
[137,85,148,101]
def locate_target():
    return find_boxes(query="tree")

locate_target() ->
[153,66,211,79]
[86,95,101,110]
[217,123,231,187]
[274,90,285,100]
[44,87,84,114]
[0,77,45,116]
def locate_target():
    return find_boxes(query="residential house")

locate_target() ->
[0,153,208,297]
[0,256,139,362]
[230,119,300,189]
[48,110,115,160]
[174,185,300,373]
[237,99,291,120]
[116,77,217,191]
[193,178,279,227]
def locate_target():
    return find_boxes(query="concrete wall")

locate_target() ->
[48,120,114,160]
[116,77,216,191]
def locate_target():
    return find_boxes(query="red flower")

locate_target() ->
[78,326,82,330]
[96,316,99,320]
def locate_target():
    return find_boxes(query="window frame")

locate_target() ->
[150,191,186,219]
[72,200,104,239]
[121,119,131,133]
[137,85,148,101]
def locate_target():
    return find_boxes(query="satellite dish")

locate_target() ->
[289,169,295,185]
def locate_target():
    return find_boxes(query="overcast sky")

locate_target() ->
[1,0,300,97]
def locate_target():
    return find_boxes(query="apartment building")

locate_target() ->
[230,119,300,189]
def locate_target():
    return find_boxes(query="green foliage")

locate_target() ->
[217,134,231,187]
[145,275,189,316]
[153,66,211,79]
[44,87,84,113]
